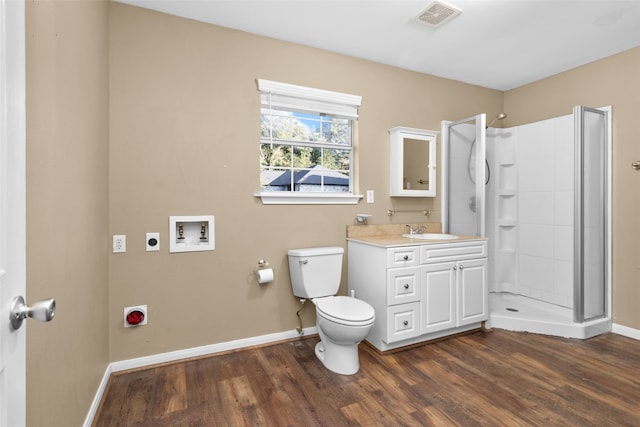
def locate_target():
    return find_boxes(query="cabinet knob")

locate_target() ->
[403,320,409,326]
[403,255,409,261]
[404,284,410,289]
[459,265,464,269]
[453,265,457,270]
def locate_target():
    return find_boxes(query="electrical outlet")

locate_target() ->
[146,232,160,252]
[113,235,126,253]
[124,305,147,327]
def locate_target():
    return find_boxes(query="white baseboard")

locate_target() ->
[83,326,317,427]
[110,326,318,372]
[612,323,640,340]
[83,364,112,427]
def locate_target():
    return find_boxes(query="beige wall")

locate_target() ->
[26,0,110,426]
[25,1,639,423]
[108,3,503,361]
[505,46,640,329]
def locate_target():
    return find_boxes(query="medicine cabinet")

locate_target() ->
[389,127,438,197]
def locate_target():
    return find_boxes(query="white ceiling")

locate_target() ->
[116,0,640,91]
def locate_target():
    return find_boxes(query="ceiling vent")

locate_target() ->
[416,1,462,28]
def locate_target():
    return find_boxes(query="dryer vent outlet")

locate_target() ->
[124,305,148,328]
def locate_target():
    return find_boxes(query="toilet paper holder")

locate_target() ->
[255,260,274,285]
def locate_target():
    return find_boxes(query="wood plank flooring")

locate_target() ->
[93,330,640,426]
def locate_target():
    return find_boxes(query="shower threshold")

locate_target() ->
[487,292,610,339]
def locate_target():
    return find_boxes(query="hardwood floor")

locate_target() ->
[93,330,640,426]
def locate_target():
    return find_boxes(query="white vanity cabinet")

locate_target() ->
[348,238,488,352]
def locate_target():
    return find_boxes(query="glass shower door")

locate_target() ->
[442,114,486,236]
[574,106,608,322]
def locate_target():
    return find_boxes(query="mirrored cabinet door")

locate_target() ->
[389,126,438,197]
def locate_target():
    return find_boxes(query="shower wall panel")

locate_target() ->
[516,115,574,308]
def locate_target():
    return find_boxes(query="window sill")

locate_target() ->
[255,192,363,205]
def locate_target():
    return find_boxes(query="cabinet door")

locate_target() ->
[457,258,488,326]
[421,262,456,334]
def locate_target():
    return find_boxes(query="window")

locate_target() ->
[256,79,362,204]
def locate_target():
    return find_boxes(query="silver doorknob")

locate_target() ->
[9,296,55,330]
[632,161,640,170]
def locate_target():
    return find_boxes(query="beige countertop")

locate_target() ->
[347,234,487,248]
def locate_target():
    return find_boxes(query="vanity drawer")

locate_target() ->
[387,267,420,305]
[420,241,487,264]
[387,247,419,268]
[385,302,420,344]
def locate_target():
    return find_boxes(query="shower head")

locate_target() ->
[488,113,507,128]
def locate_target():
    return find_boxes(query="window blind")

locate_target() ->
[257,79,361,119]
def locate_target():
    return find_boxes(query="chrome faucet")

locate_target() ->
[406,224,426,235]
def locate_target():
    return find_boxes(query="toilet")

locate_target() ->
[288,246,375,375]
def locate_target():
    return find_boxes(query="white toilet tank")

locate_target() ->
[287,246,344,299]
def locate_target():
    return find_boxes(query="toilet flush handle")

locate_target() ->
[299,259,308,265]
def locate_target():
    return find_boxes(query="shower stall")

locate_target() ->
[441,107,611,339]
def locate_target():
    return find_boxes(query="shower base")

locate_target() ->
[487,292,611,339]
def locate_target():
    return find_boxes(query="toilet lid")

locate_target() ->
[315,296,375,323]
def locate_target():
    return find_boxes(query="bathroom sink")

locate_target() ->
[402,233,459,240]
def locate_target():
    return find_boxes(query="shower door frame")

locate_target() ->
[573,105,611,323]
[441,114,487,237]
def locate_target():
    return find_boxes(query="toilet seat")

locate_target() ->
[314,296,375,326]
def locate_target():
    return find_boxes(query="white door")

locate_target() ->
[0,0,27,425]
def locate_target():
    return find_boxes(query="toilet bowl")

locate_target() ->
[313,296,375,375]
[287,246,376,375]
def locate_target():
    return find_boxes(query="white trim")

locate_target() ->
[612,323,640,341]
[111,326,318,372]
[84,327,318,426]
[255,192,362,205]
[82,365,113,427]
